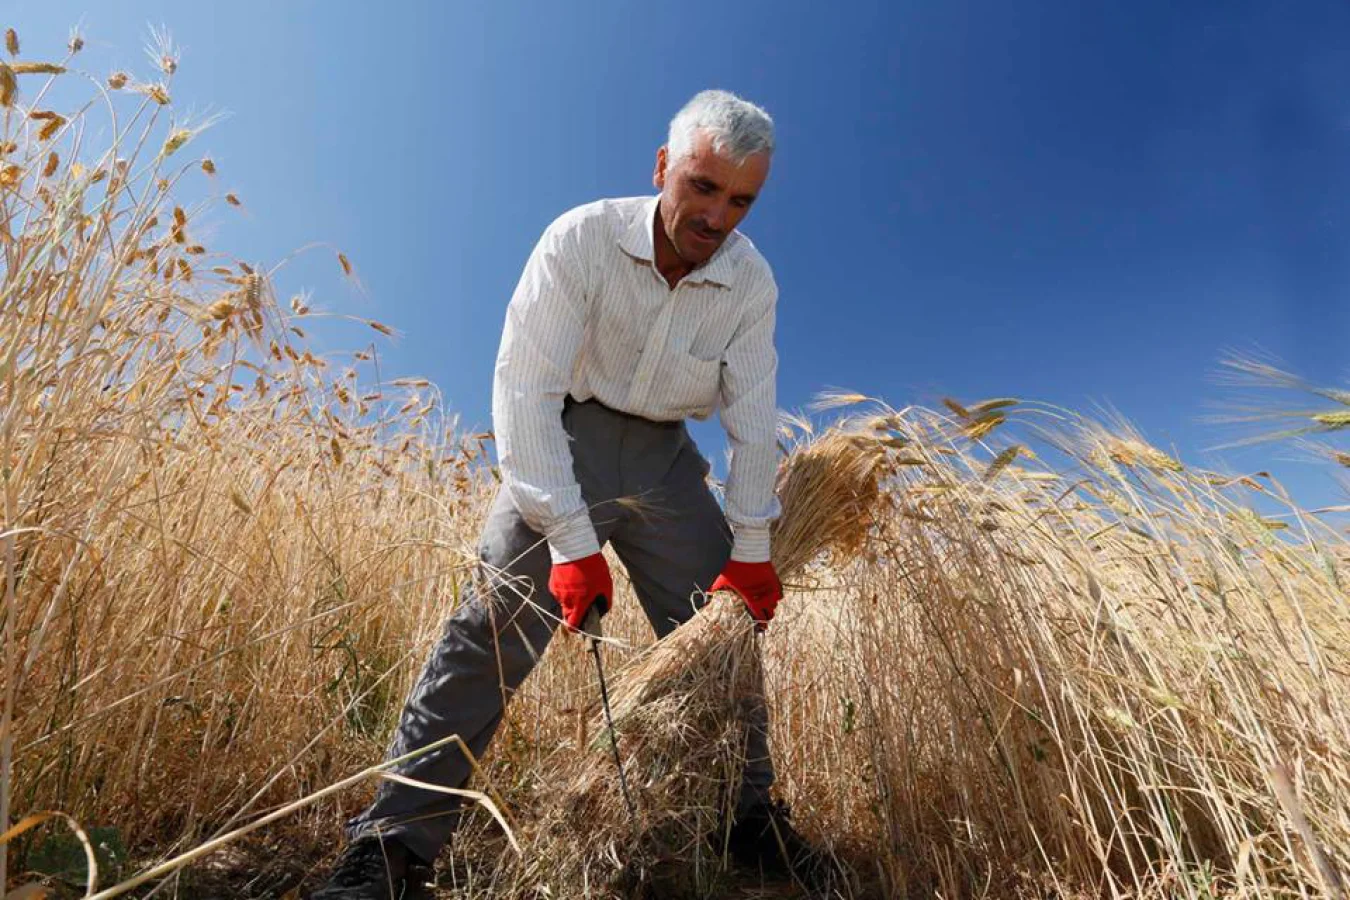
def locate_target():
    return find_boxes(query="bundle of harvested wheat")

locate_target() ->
[505,415,892,896]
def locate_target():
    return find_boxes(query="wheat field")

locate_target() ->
[3,29,1349,899]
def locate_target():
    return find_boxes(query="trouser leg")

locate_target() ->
[343,490,551,863]
[345,401,624,863]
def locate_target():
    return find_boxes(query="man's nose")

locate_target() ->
[704,201,728,232]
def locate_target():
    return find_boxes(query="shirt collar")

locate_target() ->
[618,195,741,287]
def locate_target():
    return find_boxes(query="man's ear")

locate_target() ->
[653,145,668,190]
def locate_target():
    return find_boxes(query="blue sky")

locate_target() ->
[10,1,1350,510]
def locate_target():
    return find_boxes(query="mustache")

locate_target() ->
[689,220,724,239]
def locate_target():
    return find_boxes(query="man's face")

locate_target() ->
[654,130,770,267]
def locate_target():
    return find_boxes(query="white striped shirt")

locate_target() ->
[492,195,781,565]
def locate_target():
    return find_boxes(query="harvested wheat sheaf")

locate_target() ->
[505,422,891,896]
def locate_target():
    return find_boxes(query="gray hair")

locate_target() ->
[667,89,775,167]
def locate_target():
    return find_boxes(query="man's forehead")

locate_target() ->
[681,135,770,189]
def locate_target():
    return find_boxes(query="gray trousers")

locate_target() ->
[346,396,774,864]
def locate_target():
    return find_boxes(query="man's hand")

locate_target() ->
[710,559,783,627]
[549,552,614,632]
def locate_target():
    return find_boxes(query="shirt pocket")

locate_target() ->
[687,306,740,361]
[664,349,722,417]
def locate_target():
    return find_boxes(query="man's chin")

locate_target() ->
[679,240,719,266]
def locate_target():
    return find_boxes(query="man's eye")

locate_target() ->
[693,181,713,193]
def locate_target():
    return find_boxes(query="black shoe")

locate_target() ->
[726,799,833,886]
[310,836,434,899]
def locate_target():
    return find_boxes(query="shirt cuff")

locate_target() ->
[730,525,772,564]
[547,514,601,564]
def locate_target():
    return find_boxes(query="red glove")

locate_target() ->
[710,559,783,627]
[548,552,613,632]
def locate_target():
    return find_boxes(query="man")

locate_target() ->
[314,89,816,899]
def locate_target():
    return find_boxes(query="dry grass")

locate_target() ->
[0,28,486,893]
[4,29,1350,900]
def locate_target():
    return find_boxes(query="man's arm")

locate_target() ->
[718,270,782,563]
[491,215,599,563]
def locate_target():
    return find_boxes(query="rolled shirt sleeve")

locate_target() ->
[718,269,782,563]
[491,214,601,564]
